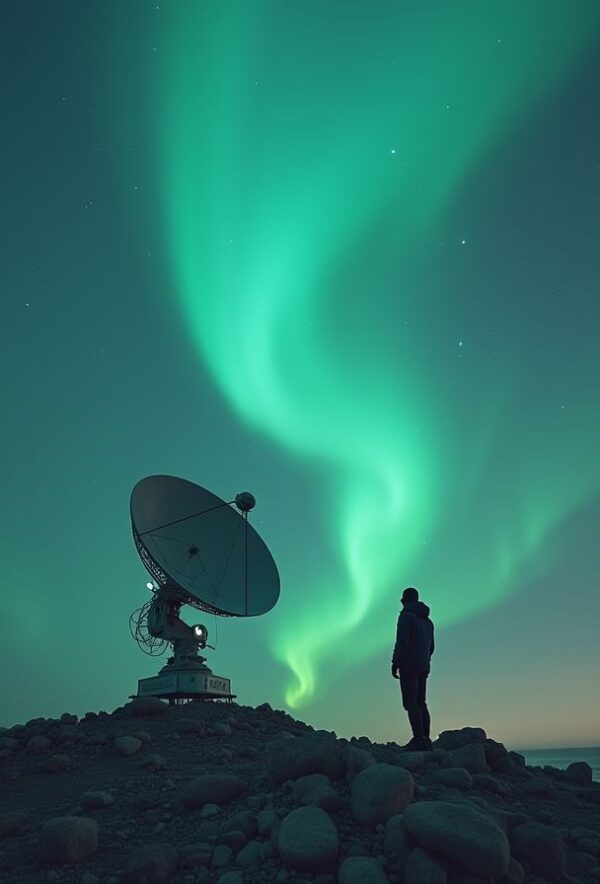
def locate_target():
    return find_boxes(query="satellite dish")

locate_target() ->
[129,475,280,703]
[131,475,280,617]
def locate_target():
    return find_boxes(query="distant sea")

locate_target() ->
[516,746,600,782]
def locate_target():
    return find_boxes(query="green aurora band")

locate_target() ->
[143,2,600,707]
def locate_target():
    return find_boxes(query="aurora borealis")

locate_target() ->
[2,1,599,748]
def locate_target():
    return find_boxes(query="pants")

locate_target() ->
[399,664,430,741]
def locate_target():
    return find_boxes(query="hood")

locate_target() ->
[403,601,430,619]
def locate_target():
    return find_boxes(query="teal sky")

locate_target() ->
[1,1,599,749]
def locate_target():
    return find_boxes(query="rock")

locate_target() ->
[347,843,370,856]
[509,823,566,880]
[212,844,233,868]
[27,734,51,753]
[126,697,170,716]
[266,731,346,784]
[450,744,488,774]
[82,790,114,810]
[179,842,213,868]
[60,713,78,725]
[200,803,220,817]
[521,777,551,796]
[41,754,72,772]
[236,839,264,868]
[141,754,168,771]
[39,816,99,864]
[574,837,600,856]
[277,806,339,870]
[434,729,487,751]
[433,768,473,789]
[135,730,152,744]
[565,762,593,786]
[404,801,510,878]
[213,722,232,736]
[217,873,244,884]
[345,746,376,782]
[0,809,29,838]
[383,814,411,861]
[508,750,526,767]
[80,874,99,884]
[350,764,414,827]
[393,751,426,771]
[221,810,257,839]
[292,773,340,811]
[123,842,178,882]
[497,857,525,884]
[180,774,246,808]
[177,719,206,735]
[568,852,597,876]
[115,735,143,756]
[472,774,507,794]
[257,808,279,836]
[405,846,447,884]
[338,856,390,883]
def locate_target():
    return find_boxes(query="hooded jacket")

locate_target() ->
[392,600,435,668]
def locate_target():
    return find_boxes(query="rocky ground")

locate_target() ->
[0,698,599,884]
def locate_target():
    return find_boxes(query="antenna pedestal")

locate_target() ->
[136,668,234,702]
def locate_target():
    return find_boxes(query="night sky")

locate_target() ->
[2,1,599,749]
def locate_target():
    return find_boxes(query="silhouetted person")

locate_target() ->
[391,586,434,750]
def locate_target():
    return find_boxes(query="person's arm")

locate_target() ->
[430,623,435,657]
[392,613,410,668]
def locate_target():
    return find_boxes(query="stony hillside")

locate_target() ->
[0,698,599,884]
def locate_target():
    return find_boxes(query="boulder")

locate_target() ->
[565,762,593,786]
[257,808,279,836]
[40,753,72,772]
[292,773,340,811]
[405,846,447,884]
[266,731,345,784]
[126,697,170,716]
[27,734,51,754]
[122,842,178,883]
[472,774,508,795]
[277,806,339,870]
[141,754,168,771]
[213,722,232,736]
[497,857,525,884]
[509,823,566,880]
[383,814,411,861]
[345,746,376,782]
[393,751,426,771]
[434,729,487,751]
[350,763,414,827]
[180,774,246,808]
[211,844,233,868]
[404,801,510,878]
[115,736,142,756]
[82,791,114,810]
[221,810,257,839]
[338,856,390,883]
[235,839,264,868]
[39,816,99,864]
[521,777,551,796]
[433,768,473,790]
[450,744,488,774]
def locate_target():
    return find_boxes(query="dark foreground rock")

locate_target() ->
[0,702,598,884]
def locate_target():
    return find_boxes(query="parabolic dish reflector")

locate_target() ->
[130,475,280,617]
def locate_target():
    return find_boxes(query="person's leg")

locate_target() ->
[417,666,430,741]
[399,667,424,741]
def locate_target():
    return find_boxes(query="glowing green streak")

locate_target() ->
[152,2,600,706]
